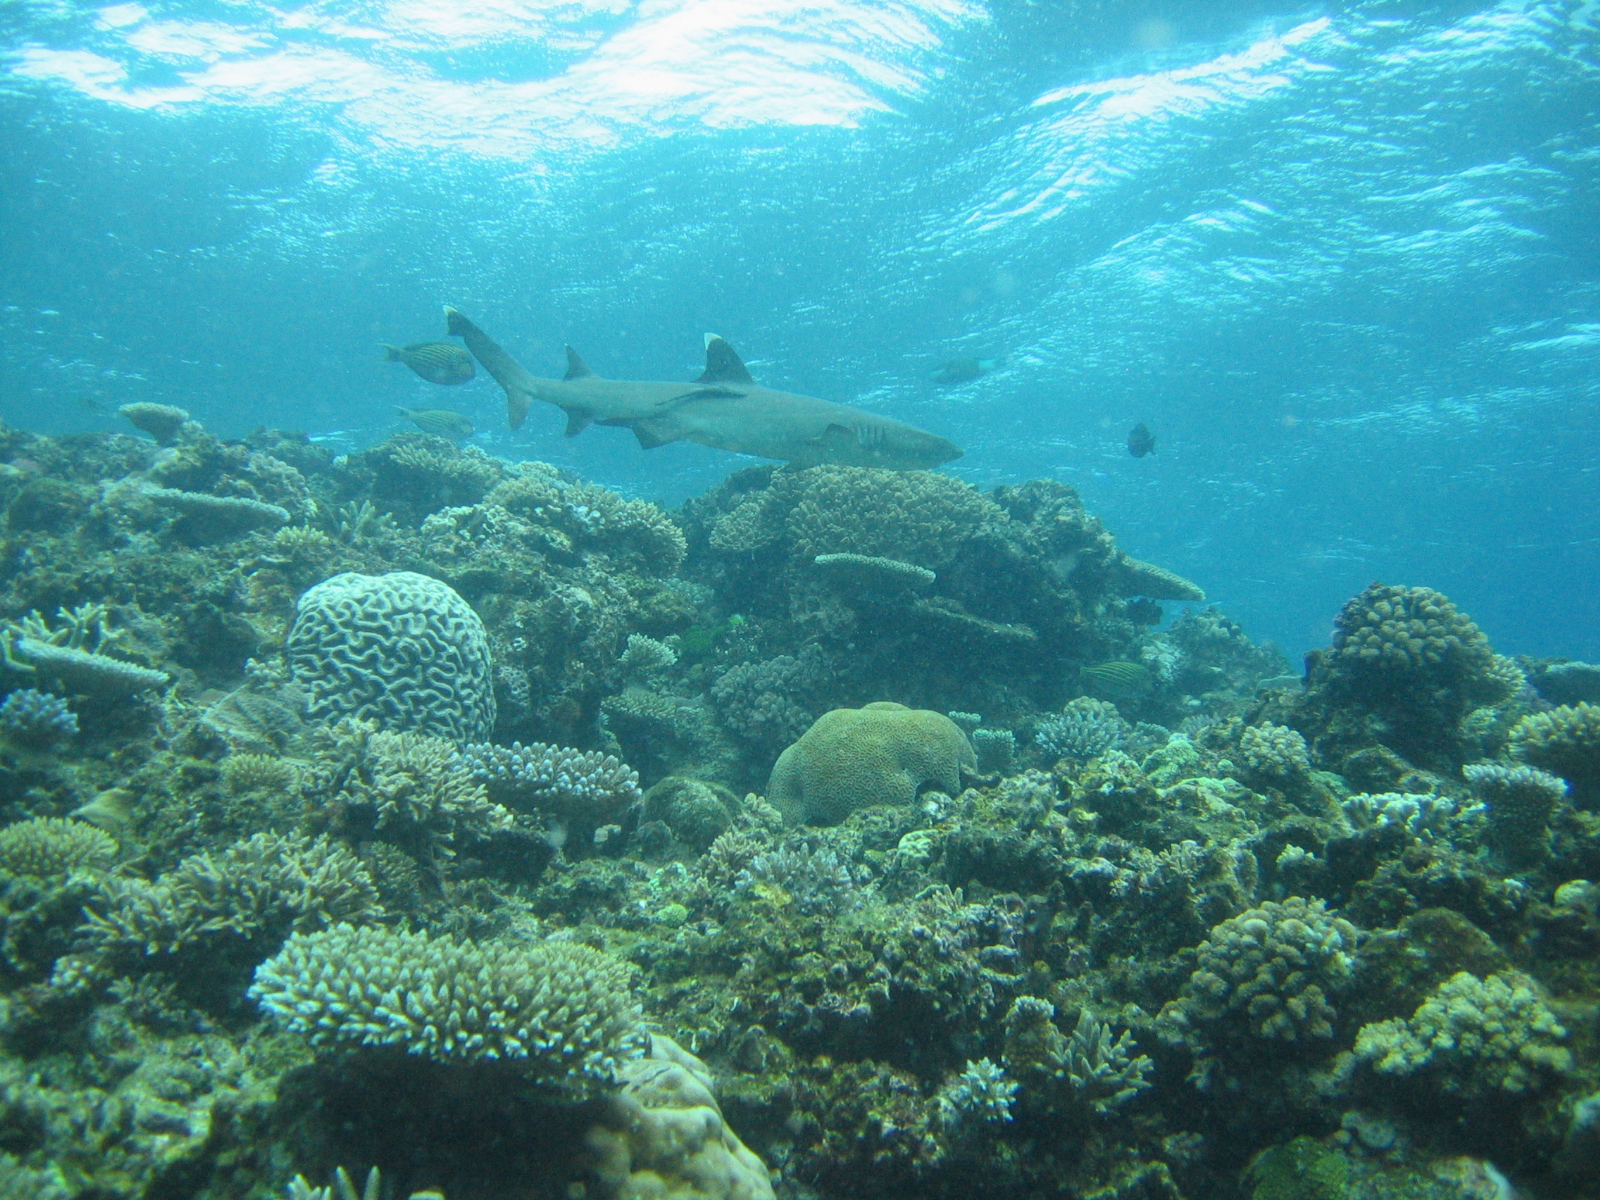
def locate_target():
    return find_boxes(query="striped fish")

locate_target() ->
[384,340,475,385]
[1081,661,1153,694]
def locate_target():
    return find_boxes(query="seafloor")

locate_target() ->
[0,410,1596,1200]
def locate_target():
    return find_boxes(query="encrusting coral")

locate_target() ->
[287,571,497,743]
[768,701,975,825]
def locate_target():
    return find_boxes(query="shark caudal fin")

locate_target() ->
[445,307,536,430]
[698,334,754,385]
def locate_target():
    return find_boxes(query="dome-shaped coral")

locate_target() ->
[768,702,976,825]
[1509,702,1600,808]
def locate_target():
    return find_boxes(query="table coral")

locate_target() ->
[251,923,644,1086]
[768,702,976,825]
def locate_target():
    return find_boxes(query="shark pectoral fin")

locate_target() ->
[631,418,685,450]
[508,391,533,431]
[674,386,745,401]
[564,346,594,381]
[563,408,593,437]
[697,335,755,385]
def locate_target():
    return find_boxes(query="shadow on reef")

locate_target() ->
[0,412,1598,1200]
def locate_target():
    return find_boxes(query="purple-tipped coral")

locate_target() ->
[0,688,78,751]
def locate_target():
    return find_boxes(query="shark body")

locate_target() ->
[446,308,962,470]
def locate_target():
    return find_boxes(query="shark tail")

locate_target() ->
[444,307,473,338]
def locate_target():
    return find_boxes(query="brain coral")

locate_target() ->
[286,571,496,743]
[768,702,976,825]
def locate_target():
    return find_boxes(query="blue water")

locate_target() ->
[2,0,1597,662]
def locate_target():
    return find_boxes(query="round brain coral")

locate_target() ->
[286,571,496,743]
[767,701,977,825]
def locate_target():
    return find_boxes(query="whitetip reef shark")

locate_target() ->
[445,308,962,470]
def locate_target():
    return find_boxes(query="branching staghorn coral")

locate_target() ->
[312,722,514,850]
[1035,698,1126,763]
[1000,996,1153,1114]
[0,688,78,751]
[1341,791,1477,842]
[457,740,641,827]
[83,832,381,955]
[250,923,645,1087]
[1509,702,1600,807]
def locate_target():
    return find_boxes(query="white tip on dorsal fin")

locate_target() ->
[704,332,721,348]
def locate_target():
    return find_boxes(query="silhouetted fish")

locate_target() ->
[1127,423,1156,457]
[396,406,474,439]
[384,341,475,385]
[932,356,998,384]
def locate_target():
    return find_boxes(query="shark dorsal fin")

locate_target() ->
[698,334,754,385]
[564,346,593,381]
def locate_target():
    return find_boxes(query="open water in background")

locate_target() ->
[1,0,1596,662]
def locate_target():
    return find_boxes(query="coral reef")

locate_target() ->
[0,415,1594,1200]
[767,702,975,825]
[287,571,497,743]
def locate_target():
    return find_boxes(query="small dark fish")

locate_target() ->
[75,395,111,414]
[1127,422,1156,457]
[1081,661,1153,694]
[384,341,475,385]
[396,406,475,439]
[931,356,998,385]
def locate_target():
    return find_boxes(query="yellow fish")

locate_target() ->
[395,406,475,439]
[384,341,475,385]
